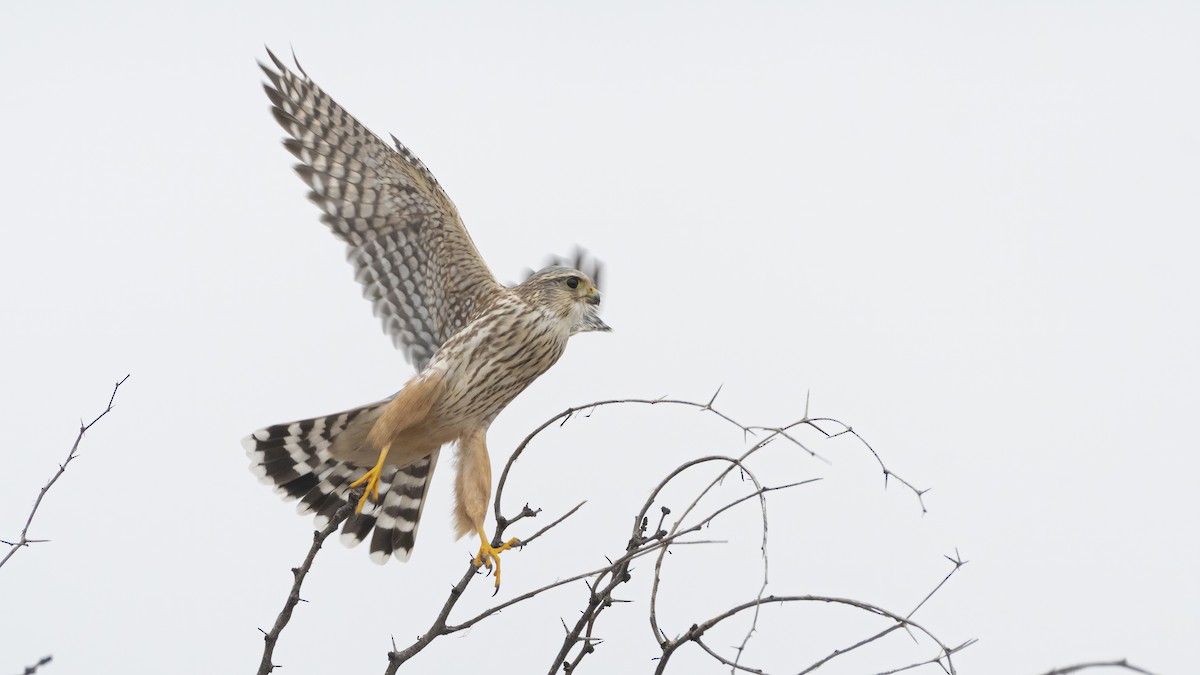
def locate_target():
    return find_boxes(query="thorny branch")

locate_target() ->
[795,552,973,675]
[653,594,964,675]
[1,375,130,572]
[646,449,773,667]
[397,391,948,674]
[804,415,930,513]
[256,504,352,675]
[494,395,930,525]
[270,391,1132,667]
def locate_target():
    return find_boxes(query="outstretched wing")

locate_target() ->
[260,49,505,370]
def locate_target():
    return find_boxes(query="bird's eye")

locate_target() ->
[565,276,580,289]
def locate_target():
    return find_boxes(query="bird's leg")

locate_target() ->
[348,443,391,513]
[456,427,520,589]
[472,525,520,589]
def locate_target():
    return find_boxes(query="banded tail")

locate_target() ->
[242,401,438,563]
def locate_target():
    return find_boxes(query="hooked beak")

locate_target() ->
[576,285,610,334]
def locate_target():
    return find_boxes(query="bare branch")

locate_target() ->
[805,417,929,512]
[493,397,761,526]
[373,394,942,673]
[256,504,351,675]
[385,564,479,672]
[695,637,765,674]
[1,375,129,571]
[875,639,977,675]
[554,478,816,674]
[907,550,968,621]
[799,624,907,674]
[788,551,971,674]
[518,501,586,549]
[642,418,830,670]
[654,595,959,675]
[386,498,589,671]
[646,454,770,647]
[1037,661,1158,675]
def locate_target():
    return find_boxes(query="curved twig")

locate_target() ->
[805,417,929,512]
[644,454,768,646]
[552,479,815,673]
[695,637,765,674]
[1038,660,1157,675]
[493,396,760,526]
[376,394,940,673]
[654,594,958,675]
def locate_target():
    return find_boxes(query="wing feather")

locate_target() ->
[261,48,504,369]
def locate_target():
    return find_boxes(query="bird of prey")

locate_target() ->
[243,49,609,587]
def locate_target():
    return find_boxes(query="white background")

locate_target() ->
[1,3,1196,674]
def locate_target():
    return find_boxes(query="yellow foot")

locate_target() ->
[348,443,392,514]
[472,526,520,590]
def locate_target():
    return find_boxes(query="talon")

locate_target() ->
[348,443,392,513]
[471,526,520,589]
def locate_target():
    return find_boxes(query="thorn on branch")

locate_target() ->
[704,384,723,410]
[21,656,53,675]
[945,548,968,568]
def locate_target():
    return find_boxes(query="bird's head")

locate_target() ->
[514,265,611,334]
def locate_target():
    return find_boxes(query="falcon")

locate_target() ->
[243,49,609,587]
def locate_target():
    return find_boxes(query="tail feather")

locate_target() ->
[277,472,321,500]
[243,401,438,562]
[340,486,384,548]
[298,462,357,528]
[253,454,317,487]
[367,451,439,563]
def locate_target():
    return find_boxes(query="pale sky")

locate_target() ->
[1,2,1197,674]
